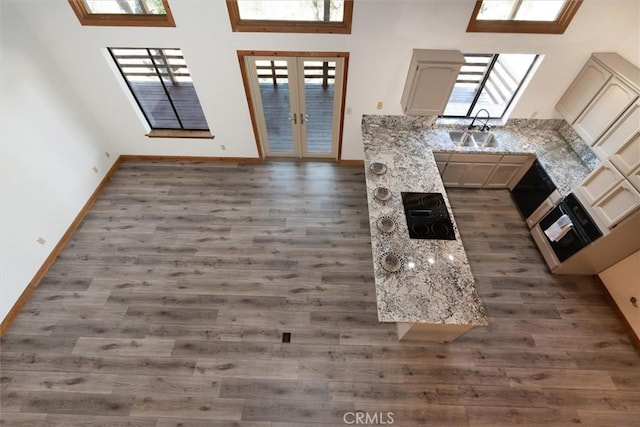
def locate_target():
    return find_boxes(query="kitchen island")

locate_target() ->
[362,114,598,342]
[362,118,491,342]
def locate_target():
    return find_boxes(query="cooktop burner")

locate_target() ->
[401,192,456,240]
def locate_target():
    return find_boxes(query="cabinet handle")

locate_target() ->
[631,296,638,308]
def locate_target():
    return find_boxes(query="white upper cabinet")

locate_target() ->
[401,49,465,116]
[556,59,612,124]
[573,77,638,145]
[593,99,640,180]
[556,53,640,146]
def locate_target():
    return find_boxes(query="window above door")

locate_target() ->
[68,0,175,26]
[226,0,353,33]
[466,0,582,34]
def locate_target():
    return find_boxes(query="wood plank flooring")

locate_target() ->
[2,161,639,426]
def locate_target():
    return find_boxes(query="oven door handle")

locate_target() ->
[558,205,591,244]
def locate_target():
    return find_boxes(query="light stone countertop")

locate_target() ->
[361,114,599,325]
[363,115,597,196]
[362,120,488,325]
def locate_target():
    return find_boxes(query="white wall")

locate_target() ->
[8,0,640,161]
[0,2,117,322]
[1,0,639,323]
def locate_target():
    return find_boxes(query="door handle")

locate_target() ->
[289,113,297,124]
[301,113,309,124]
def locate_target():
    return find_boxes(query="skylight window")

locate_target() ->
[467,0,582,34]
[227,0,353,33]
[68,0,175,26]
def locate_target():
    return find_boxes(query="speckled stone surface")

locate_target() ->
[362,118,488,326]
[364,114,598,196]
[557,120,601,170]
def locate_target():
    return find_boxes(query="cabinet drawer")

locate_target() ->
[591,180,640,229]
[593,101,640,163]
[577,161,624,205]
[501,154,532,164]
[449,153,498,163]
[609,133,640,177]
[432,152,450,162]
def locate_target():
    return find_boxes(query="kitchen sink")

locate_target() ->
[469,131,498,147]
[448,131,476,147]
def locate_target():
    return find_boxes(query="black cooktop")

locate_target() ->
[401,192,456,240]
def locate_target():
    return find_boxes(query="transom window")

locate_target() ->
[227,0,353,33]
[68,0,175,26]
[109,48,211,136]
[442,53,540,119]
[467,0,582,34]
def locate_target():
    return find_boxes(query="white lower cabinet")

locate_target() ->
[577,160,640,230]
[441,162,473,187]
[609,133,640,178]
[628,164,640,193]
[576,161,624,205]
[437,152,533,189]
[591,179,640,229]
[433,152,450,175]
[485,163,522,188]
[593,100,640,163]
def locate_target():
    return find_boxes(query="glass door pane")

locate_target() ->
[255,59,298,155]
[300,59,336,155]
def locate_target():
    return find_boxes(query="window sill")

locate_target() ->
[146,130,214,139]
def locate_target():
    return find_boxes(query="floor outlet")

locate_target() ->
[282,332,291,343]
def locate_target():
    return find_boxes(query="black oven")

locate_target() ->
[538,193,603,262]
[511,159,557,219]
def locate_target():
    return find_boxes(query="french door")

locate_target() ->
[244,55,345,159]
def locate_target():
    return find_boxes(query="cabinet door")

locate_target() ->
[436,161,447,174]
[403,65,461,115]
[573,77,638,145]
[485,163,521,188]
[628,164,640,193]
[556,59,612,124]
[593,101,640,163]
[463,163,496,188]
[441,163,468,187]
[591,180,640,229]
[577,161,624,205]
[609,133,640,178]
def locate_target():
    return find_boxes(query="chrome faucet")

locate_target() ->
[468,109,491,131]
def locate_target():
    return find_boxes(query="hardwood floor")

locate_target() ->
[1,161,638,426]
